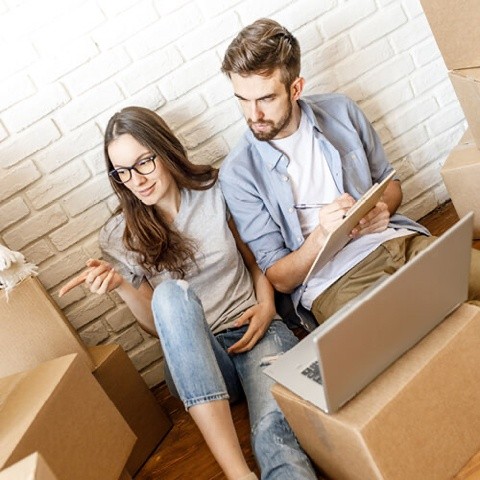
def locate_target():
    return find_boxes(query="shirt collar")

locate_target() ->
[298,98,323,133]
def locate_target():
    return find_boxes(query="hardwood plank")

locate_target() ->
[135,385,259,479]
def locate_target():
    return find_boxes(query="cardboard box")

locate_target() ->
[0,454,132,480]
[0,453,58,480]
[0,353,136,480]
[0,276,93,377]
[272,303,480,480]
[118,470,132,480]
[441,134,480,238]
[420,0,480,70]
[449,68,480,148]
[89,344,172,475]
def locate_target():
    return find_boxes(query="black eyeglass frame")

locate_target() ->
[108,155,157,184]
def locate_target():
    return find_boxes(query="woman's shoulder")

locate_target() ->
[99,212,125,250]
[185,181,223,206]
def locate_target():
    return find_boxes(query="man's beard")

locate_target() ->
[248,103,293,141]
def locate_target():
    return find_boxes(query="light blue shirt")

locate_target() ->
[219,93,429,329]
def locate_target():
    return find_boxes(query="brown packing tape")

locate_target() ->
[0,276,94,377]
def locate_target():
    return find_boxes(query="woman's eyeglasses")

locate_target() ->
[108,155,157,184]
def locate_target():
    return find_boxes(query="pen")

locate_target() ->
[294,203,328,210]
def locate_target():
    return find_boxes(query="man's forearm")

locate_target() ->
[383,180,403,215]
[266,227,327,293]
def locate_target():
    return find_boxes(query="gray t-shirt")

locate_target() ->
[99,183,257,334]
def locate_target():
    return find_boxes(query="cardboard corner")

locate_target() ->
[89,344,172,475]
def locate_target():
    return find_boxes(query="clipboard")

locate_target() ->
[303,170,395,285]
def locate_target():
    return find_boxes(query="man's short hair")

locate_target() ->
[221,18,301,89]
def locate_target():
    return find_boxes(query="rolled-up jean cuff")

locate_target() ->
[184,392,230,410]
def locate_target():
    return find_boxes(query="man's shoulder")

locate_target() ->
[303,92,357,114]
[220,132,256,176]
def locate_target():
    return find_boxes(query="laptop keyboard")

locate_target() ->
[301,360,323,385]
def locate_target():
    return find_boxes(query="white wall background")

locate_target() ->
[0,0,466,386]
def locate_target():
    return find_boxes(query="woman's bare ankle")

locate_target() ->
[238,472,258,480]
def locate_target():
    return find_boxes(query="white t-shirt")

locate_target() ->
[271,111,340,237]
[272,111,410,310]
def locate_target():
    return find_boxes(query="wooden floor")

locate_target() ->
[134,201,480,480]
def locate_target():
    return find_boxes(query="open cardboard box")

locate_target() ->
[449,68,480,149]
[272,303,480,480]
[0,276,93,377]
[420,0,480,70]
[0,453,58,480]
[441,130,480,238]
[0,353,136,480]
[89,344,172,475]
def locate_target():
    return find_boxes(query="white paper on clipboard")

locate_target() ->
[303,171,395,285]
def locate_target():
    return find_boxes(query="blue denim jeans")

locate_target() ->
[152,279,317,480]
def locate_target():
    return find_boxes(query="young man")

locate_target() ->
[219,18,480,330]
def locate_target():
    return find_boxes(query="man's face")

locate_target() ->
[230,69,297,141]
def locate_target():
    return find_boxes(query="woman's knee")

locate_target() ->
[152,279,190,304]
[151,279,204,332]
[152,279,200,313]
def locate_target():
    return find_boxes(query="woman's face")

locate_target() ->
[107,133,178,208]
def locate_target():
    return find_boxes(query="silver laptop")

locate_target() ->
[264,212,473,413]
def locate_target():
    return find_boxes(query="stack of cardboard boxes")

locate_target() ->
[420,0,480,237]
[0,276,172,479]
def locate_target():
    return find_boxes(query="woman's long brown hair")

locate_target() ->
[104,106,218,278]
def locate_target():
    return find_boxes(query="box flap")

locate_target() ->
[0,277,93,377]
[450,68,480,83]
[0,452,58,480]
[0,353,136,480]
[0,355,76,467]
[442,144,480,172]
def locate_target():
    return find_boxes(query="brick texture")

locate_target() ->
[0,0,464,387]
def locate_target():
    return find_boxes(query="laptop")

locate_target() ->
[264,212,473,413]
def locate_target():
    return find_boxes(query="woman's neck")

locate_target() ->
[155,186,181,223]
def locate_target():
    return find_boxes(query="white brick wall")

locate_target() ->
[0,0,465,387]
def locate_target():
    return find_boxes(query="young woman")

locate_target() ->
[59,107,317,480]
